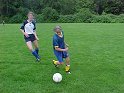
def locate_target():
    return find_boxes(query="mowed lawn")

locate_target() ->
[0,23,124,93]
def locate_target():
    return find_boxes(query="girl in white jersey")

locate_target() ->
[20,12,40,62]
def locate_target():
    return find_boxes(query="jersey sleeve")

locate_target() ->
[20,21,26,30]
[20,23,24,30]
[33,22,36,30]
[53,37,59,48]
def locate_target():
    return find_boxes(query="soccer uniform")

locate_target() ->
[20,20,40,61]
[20,20,36,42]
[53,32,69,62]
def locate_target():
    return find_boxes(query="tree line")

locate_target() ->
[0,0,124,23]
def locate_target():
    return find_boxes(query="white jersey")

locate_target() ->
[20,20,36,34]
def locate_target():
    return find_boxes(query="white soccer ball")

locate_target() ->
[53,73,62,83]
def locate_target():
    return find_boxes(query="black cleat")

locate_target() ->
[66,71,71,74]
[36,58,40,62]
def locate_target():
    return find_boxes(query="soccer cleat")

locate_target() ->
[65,65,70,72]
[53,60,59,68]
[53,60,57,65]
[66,71,71,74]
[36,57,40,62]
[65,65,71,74]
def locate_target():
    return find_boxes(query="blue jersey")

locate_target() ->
[53,32,65,50]
[53,31,69,62]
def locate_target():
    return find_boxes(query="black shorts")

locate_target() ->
[24,34,36,42]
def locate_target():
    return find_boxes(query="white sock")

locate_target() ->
[66,65,70,67]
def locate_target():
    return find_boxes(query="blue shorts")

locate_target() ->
[54,50,69,62]
[24,34,36,42]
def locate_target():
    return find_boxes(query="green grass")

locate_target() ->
[0,23,124,93]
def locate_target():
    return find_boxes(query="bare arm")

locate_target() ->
[65,42,69,47]
[55,47,68,52]
[33,31,39,40]
[20,29,29,37]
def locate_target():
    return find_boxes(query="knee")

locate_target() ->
[29,48,33,52]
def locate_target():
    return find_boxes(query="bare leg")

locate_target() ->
[33,40,39,54]
[33,40,38,49]
[26,41,33,52]
[65,57,70,66]
[65,57,71,73]
[26,41,39,60]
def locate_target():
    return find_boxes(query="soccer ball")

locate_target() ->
[53,73,62,83]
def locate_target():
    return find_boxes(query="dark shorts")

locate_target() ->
[24,34,36,42]
[54,50,69,62]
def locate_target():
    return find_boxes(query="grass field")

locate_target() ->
[0,23,124,93]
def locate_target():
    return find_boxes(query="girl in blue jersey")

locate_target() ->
[20,12,40,62]
[53,26,71,74]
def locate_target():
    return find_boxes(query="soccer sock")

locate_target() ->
[35,48,39,54]
[65,65,70,72]
[32,50,39,59]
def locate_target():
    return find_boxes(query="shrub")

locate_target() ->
[36,14,44,23]
[117,14,124,23]
[42,7,59,22]
[9,14,25,23]
[91,15,112,23]
[75,8,93,23]
[0,16,10,23]
[57,15,76,23]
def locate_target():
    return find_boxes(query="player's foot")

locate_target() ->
[66,71,71,74]
[53,60,59,68]
[65,65,71,74]
[36,57,40,62]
